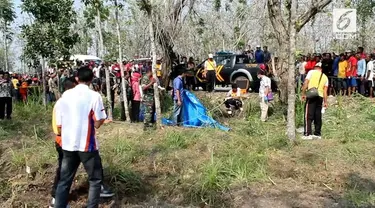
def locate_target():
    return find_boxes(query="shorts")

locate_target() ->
[368,80,374,88]
[346,77,357,87]
[337,78,347,89]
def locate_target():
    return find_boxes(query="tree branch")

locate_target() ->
[295,0,332,32]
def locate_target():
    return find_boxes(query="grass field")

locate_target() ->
[1,92,375,208]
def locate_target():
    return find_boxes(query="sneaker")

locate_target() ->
[100,185,115,198]
[312,135,322,140]
[227,111,232,115]
[239,107,243,111]
[49,198,70,208]
[301,135,313,140]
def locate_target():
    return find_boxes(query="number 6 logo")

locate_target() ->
[337,10,352,31]
[333,9,356,33]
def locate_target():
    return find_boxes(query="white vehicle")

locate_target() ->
[69,54,102,64]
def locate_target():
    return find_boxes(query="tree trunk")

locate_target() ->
[105,66,113,120]
[149,0,162,128]
[115,0,130,122]
[286,0,298,141]
[41,57,47,106]
[97,7,112,120]
[3,22,8,71]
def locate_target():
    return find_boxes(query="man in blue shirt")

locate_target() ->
[254,45,264,64]
[172,68,187,125]
[357,53,367,95]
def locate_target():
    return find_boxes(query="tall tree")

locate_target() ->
[355,0,375,47]
[113,0,130,122]
[0,0,16,71]
[21,0,79,105]
[139,0,162,128]
[83,0,114,120]
[267,0,332,141]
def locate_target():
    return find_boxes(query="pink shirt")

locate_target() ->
[131,75,141,101]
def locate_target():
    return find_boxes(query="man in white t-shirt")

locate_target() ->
[258,69,272,122]
[366,54,374,98]
[54,66,107,208]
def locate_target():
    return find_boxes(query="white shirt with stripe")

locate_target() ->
[55,84,107,152]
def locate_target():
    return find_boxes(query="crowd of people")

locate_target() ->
[297,46,375,98]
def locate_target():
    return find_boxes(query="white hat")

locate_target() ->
[9,72,13,75]
[315,62,322,68]
[256,45,261,48]
[208,54,213,58]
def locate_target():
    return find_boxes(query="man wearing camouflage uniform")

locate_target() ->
[141,68,156,130]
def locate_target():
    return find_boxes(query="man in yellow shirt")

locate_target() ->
[204,54,217,92]
[156,58,163,87]
[337,53,348,95]
[11,75,19,101]
[301,62,328,140]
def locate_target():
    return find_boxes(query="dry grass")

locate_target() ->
[1,93,375,207]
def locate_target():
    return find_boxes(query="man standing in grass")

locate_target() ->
[54,66,109,208]
[172,68,186,125]
[337,54,348,95]
[141,68,156,130]
[347,52,358,96]
[50,77,114,208]
[301,63,328,140]
[258,70,271,122]
[366,54,374,98]
[357,53,367,95]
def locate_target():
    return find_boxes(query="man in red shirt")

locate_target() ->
[347,52,359,96]
[305,54,316,74]
[357,47,366,59]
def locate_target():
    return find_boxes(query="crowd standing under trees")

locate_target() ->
[1,0,375,206]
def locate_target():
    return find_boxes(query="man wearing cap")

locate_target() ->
[254,45,264,64]
[204,54,217,92]
[301,62,328,140]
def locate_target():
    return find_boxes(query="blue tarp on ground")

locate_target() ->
[162,90,230,131]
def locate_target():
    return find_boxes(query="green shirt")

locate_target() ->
[141,75,154,100]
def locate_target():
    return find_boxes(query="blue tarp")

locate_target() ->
[162,90,230,131]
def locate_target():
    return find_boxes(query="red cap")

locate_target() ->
[259,64,266,70]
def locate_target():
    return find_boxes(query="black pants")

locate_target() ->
[185,76,195,90]
[225,99,242,109]
[51,142,64,198]
[120,101,126,121]
[55,150,103,208]
[0,97,12,119]
[131,100,141,122]
[206,70,216,92]
[358,78,365,95]
[304,96,323,136]
[105,90,115,117]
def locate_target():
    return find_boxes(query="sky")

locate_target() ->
[10,0,82,72]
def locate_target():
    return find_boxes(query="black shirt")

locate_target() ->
[322,59,333,76]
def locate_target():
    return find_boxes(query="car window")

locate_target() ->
[214,56,232,65]
[235,56,250,64]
